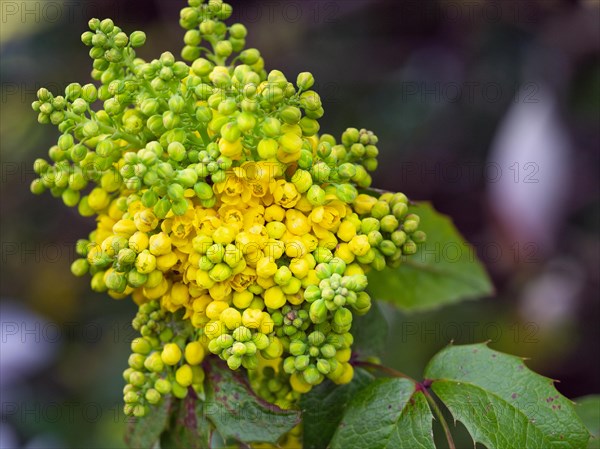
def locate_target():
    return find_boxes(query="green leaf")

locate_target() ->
[329,377,435,449]
[351,301,389,357]
[125,396,172,449]
[574,396,600,449]
[203,360,301,445]
[301,368,375,449]
[160,394,213,449]
[424,343,590,449]
[366,202,494,311]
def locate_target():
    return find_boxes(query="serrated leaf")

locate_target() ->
[574,396,600,449]
[329,377,435,449]
[160,394,212,449]
[301,368,374,449]
[424,343,590,449]
[351,301,389,357]
[366,202,494,312]
[125,396,172,449]
[202,360,301,445]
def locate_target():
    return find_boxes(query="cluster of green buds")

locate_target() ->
[123,301,206,417]
[204,306,278,371]
[306,259,371,318]
[353,192,426,269]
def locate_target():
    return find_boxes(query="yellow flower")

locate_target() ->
[218,138,243,159]
[285,209,310,235]
[149,232,172,256]
[272,180,300,209]
[113,219,137,237]
[134,209,159,232]
[230,267,257,292]
[264,204,285,222]
[309,201,346,231]
[264,286,286,309]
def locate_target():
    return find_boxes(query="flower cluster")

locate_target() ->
[30,0,425,417]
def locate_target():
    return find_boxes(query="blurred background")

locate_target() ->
[1,0,598,447]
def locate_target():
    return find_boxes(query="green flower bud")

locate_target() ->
[184,30,202,47]
[252,333,270,350]
[354,291,372,315]
[291,169,312,193]
[306,185,326,206]
[341,128,359,146]
[227,354,242,370]
[392,202,408,219]
[175,168,198,187]
[350,143,365,158]
[371,201,390,219]
[296,72,315,91]
[232,341,247,356]
[294,355,310,371]
[172,197,189,215]
[242,355,258,370]
[145,388,161,405]
[403,218,419,234]
[240,49,260,65]
[128,353,145,370]
[402,240,417,255]
[233,326,252,343]
[230,23,247,39]
[81,84,97,103]
[363,158,378,172]
[155,378,171,395]
[105,270,127,293]
[299,117,320,136]
[311,162,330,182]
[129,370,145,387]
[128,270,148,288]
[289,340,307,356]
[90,271,107,292]
[163,111,180,129]
[130,31,146,47]
[332,307,353,334]
[283,357,296,374]
[262,117,281,137]
[182,45,200,61]
[300,91,321,111]
[380,215,399,233]
[372,249,387,271]
[298,149,313,169]
[124,391,139,404]
[309,299,328,324]
[70,258,89,277]
[280,106,302,125]
[82,121,99,138]
[390,230,407,247]
[171,381,188,399]
[118,248,136,266]
[412,230,426,243]
[215,40,233,57]
[320,344,336,359]
[153,198,171,219]
[335,183,358,203]
[308,331,326,347]
[379,240,397,257]
[303,285,321,303]
[168,95,185,114]
[303,365,323,385]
